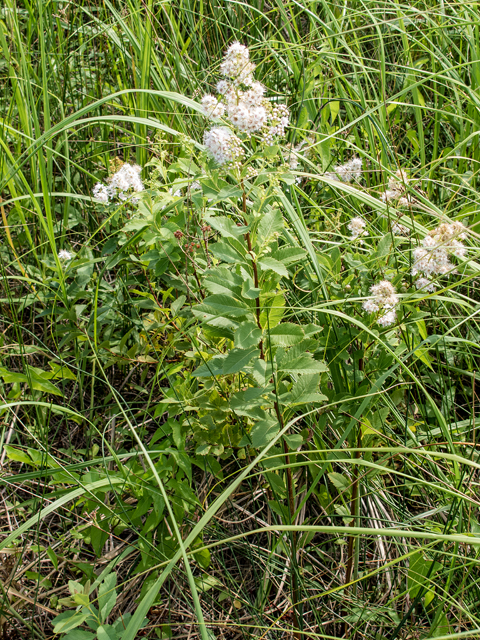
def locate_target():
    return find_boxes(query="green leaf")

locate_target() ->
[63,631,96,640]
[216,185,244,201]
[250,419,279,448]
[376,234,392,260]
[407,551,441,598]
[260,292,285,329]
[27,367,63,396]
[258,257,288,277]
[52,611,89,634]
[284,434,303,450]
[193,547,211,570]
[280,374,328,406]
[0,367,28,384]
[204,267,243,296]
[222,347,260,375]
[271,246,307,265]
[241,279,260,299]
[198,294,250,318]
[278,355,328,375]
[205,216,247,238]
[209,238,246,264]
[328,472,351,494]
[99,573,117,623]
[48,362,77,380]
[73,592,90,606]
[257,209,283,244]
[268,323,304,346]
[3,446,34,466]
[192,354,227,377]
[97,624,120,640]
[234,322,262,349]
[194,574,222,592]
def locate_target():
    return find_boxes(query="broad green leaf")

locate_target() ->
[278,355,328,375]
[0,367,28,384]
[99,573,117,623]
[48,362,77,380]
[260,292,285,329]
[192,354,228,377]
[222,347,260,375]
[198,294,250,318]
[407,551,441,598]
[194,574,223,592]
[63,630,96,640]
[193,547,211,570]
[241,279,260,299]
[52,611,89,634]
[234,322,262,349]
[271,246,307,265]
[258,257,288,277]
[204,267,243,296]
[268,323,304,346]
[209,238,246,264]
[249,419,279,448]
[328,472,351,494]
[27,368,63,396]
[3,446,33,466]
[97,624,120,640]
[257,209,283,244]
[284,434,303,450]
[205,215,247,238]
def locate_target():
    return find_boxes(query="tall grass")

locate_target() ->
[1,1,480,638]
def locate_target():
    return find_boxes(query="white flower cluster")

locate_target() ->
[412,221,467,289]
[363,280,399,327]
[325,157,362,183]
[200,42,290,163]
[381,169,415,208]
[415,277,436,292]
[391,222,410,236]
[58,249,72,261]
[348,217,368,242]
[203,127,245,167]
[93,163,144,203]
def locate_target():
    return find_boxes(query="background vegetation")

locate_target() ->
[1,0,480,638]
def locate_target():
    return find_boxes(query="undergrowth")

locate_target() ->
[1,1,480,639]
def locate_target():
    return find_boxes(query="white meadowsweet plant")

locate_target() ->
[200,42,290,166]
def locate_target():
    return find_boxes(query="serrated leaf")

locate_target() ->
[198,294,250,318]
[241,278,260,299]
[257,209,284,244]
[209,238,246,264]
[234,322,262,349]
[271,246,307,265]
[258,257,288,277]
[250,419,279,448]
[268,323,304,346]
[205,216,247,238]
[204,267,243,296]
[222,347,259,375]
[192,354,228,377]
[278,355,328,375]
[328,472,351,494]
[260,292,285,329]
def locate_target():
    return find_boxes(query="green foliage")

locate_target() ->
[1,0,480,639]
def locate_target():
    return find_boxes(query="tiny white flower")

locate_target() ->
[58,249,72,261]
